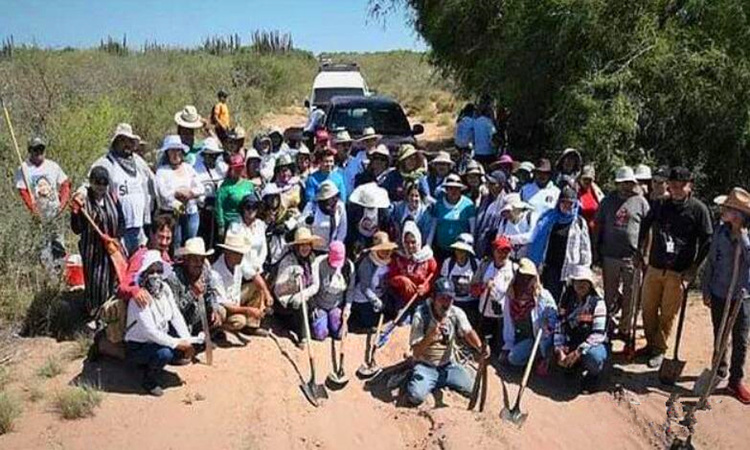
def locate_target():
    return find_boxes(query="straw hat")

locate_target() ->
[290,227,323,246]
[369,231,398,252]
[217,230,251,254]
[567,264,596,285]
[442,173,467,190]
[316,180,340,201]
[276,153,295,168]
[201,136,223,154]
[464,159,485,176]
[535,159,552,173]
[501,193,533,213]
[332,129,353,144]
[714,187,750,216]
[349,183,390,209]
[111,123,139,143]
[357,126,381,142]
[430,151,454,166]
[229,126,246,140]
[159,135,189,154]
[245,148,261,161]
[450,233,475,255]
[517,258,538,277]
[174,105,203,129]
[177,237,215,257]
[369,144,390,159]
[518,161,535,174]
[397,144,419,162]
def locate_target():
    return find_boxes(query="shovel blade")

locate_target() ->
[693,369,715,396]
[356,363,382,380]
[300,383,319,407]
[500,407,528,427]
[326,371,350,390]
[658,358,686,385]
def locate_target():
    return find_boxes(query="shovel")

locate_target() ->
[376,294,419,349]
[623,264,644,361]
[468,280,495,411]
[298,279,328,407]
[658,287,689,384]
[693,242,743,398]
[326,318,350,390]
[500,328,544,427]
[357,313,385,379]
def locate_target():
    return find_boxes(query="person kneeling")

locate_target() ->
[305,241,354,340]
[124,251,196,397]
[553,265,609,391]
[406,278,484,406]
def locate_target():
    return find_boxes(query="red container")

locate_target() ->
[65,254,85,290]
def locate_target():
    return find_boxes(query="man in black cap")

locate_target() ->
[638,167,713,368]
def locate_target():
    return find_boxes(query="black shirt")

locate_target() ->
[545,221,572,269]
[641,197,713,272]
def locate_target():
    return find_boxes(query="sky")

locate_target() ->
[0,0,424,53]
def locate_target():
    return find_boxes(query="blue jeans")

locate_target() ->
[122,227,143,256]
[406,361,474,406]
[173,212,200,249]
[507,335,553,367]
[581,343,609,376]
[126,342,176,388]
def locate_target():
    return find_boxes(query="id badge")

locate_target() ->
[666,236,675,254]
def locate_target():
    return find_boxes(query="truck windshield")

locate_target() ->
[327,103,411,136]
[313,88,365,106]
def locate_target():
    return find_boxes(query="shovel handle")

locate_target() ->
[516,328,544,407]
[2,99,35,209]
[671,288,690,359]
[711,243,742,367]
[298,277,316,372]
[370,313,385,364]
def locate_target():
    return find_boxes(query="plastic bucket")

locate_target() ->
[65,254,85,290]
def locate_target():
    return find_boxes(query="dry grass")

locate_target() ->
[53,384,102,420]
[0,392,21,434]
[36,356,63,379]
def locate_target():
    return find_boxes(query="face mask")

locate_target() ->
[144,274,163,296]
[358,208,379,237]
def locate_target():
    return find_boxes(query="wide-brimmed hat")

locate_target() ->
[489,154,514,171]
[369,144,390,159]
[369,231,398,252]
[635,164,652,181]
[316,180,340,201]
[464,160,485,176]
[261,183,282,198]
[430,151,454,166]
[174,105,203,129]
[229,126,246,140]
[501,193,532,213]
[535,158,552,173]
[290,227,323,246]
[27,137,47,150]
[217,230,251,254]
[160,134,189,154]
[357,126,381,142]
[442,173,466,190]
[517,258,538,277]
[201,136,223,154]
[714,187,750,216]
[450,233,475,255]
[245,148,261,161]
[111,123,139,143]
[297,144,311,156]
[567,264,596,285]
[276,153,295,168]
[580,165,596,180]
[397,144,419,162]
[177,237,215,258]
[518,161,535,173]
[349,183,390,208]
[615,166,637,183]
[332,129,353,144]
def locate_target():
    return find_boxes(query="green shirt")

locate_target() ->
[215,178,254,233]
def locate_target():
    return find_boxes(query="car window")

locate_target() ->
[328,104,411,136]
[313,88,365,105]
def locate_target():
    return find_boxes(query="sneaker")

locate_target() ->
[647,353,665,369]
[143,384,164,397]
[728,382,750,404]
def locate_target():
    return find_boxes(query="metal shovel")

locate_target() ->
[298,280,328,407]
[658,287,689,384]
[500,328,544,427]
[357,313,385,379]
[326,321,350,390]
[468,283,494,412]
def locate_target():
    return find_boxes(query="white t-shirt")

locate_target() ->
[14,159,68,220]
[212,254,243,306]
[155,163,205,215]
[472,116,497,156]
[91,154,149,229]
[440,257,477,303]
[478,260,515,319]
[228,219,268,279]
[194,156,227,204]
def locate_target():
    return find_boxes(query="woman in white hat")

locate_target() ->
[346,182,392,258]
[440,233,479,323]
[300,180,348,253]
[155,135,205,249]
[554,265,609,390]
[427,173,477,263]
[426,150,455,200]
[349,231,398,330]
[462,159,488,207]
[492,193,537,260]
[390,181,433,246]
[174,105,205,165]
[272,153,303,211]
[245,148,265,188]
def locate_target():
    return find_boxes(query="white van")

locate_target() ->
[307,62,370,111]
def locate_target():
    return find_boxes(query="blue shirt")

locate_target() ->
[304,169,347,203]
[472,116,497,156]
[379,169,429,203]
[454,116,475,148]
[702,223,750,301]
[432,195,476,250]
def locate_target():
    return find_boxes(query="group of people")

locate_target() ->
[13,93,750,406]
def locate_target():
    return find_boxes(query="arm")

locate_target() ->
[301,256,324,300]
[580,297,608,352]
[127,297,180,348]
[336,202,348,243]
[58,179,71,209]
[188,166,206,199]
[214,187,226,235]
[17,189,36,214]
[701,232,717,301]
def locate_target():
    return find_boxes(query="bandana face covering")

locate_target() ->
[144,274,164,297]
[358,207,379,237]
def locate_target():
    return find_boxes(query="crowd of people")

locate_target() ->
[13,93,750,407]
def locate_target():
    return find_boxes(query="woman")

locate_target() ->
[305,148,346,204]
[555,148,583,183]
[230,193,269,282]
[426,151,454,200]
[577,165,604,235]
[554,265,609,389]
[71,167,125,316]
[501,258,558,374]
[303,241,355,340]
[245,148,264,188]
[389,182,432,246]
[273,227,322,347]
[440,233,479,323]
[427,174,477,263]
[454,103,475,151]
[194,137,227,248]
[272,153,303,211]
[346,182,391,259]
[462,159,487,207]
[379,144,429,203]
[155,135,205,248]
[388,220,438,314]
[215,153,254,239]
[300,180,347,252]
[260,183,299,266]
[354,144,390,188]
[349,232,397,330]
[475,170,508,259]
[296,145,312,184]
[527,186,592,302]
[495,194,537,260]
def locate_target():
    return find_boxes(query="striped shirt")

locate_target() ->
[553,291,607,353]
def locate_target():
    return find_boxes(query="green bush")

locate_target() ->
[0,392,21,434]
[53,384,102,420]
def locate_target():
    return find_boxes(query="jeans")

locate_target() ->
[710,295,750,383]
[406,361,474,406]
[126,342,176,388]
[581,343,609,376]
[311,307,343,340]
[507,335,552,367]
[173,212,200,250]
[122,227,143,256]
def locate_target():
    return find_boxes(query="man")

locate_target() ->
[118,214,175,306]
[353,144,390,188]
[634,164,652,197]
[638,167,713,368]
[174,105,204,165]
[304,148,347,203]
[166,237,224,336]
[426,151,455,200]
[472,104,497,166]
[595,166,650,339]
[91,123,153,254]
[211,89,231,144]
[213,230,268,335]
[406,278,485,406]
[520,158,560,216]
[331,129,360,196]
[650,166,671,204]
[701,188,750,404]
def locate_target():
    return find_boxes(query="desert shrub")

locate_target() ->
[0,392,21,434]
[53,384,102,420]
[36,356,63,379]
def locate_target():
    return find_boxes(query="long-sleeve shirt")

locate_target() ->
[304,169,347,203]
[214,178,254,234]
[117,247,172,301]
[124,284,191,348]
[304,255,356,311]
[554,291,607,353]
[155,163,205,214]
[350,255,389,305]
[502,289,558,351]
[471,259,515,319]
[299,200,348,252]
[595,192,650,260]
[701,224,750,301]
[521,181,560,217]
